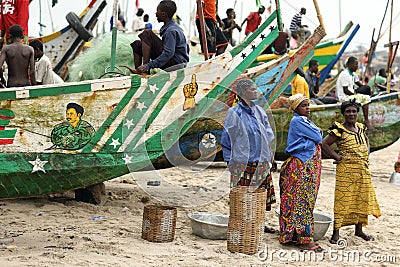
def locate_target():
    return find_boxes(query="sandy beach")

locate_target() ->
[0,139,399,267]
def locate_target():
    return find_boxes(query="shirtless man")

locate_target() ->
[0,24,36,87]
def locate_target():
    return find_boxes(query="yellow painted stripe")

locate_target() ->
[79,7,91,18]
[40,31,63,42]
[257,50,295,61]
[313,44,341,56]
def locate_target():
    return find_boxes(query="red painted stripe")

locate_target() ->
[0,139,14,145]
[0,126,5,130]
[0,115,13,120]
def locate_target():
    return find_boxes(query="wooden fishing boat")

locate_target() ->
[173,91,400,164]
[30,0,107,79]
[152,0,328,168]
[0,5,281,199]
[271,92,400,160]
[252,21,359,92]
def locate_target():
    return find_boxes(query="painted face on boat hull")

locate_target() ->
[66,108,81,128]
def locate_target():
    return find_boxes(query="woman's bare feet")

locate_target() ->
[355,223,374,241]
[329,228,340,244]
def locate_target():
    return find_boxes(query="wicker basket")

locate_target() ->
[142,205,177,242]
[227,186,266,255]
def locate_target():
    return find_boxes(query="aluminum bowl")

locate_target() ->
[389,172,400,185]
[275,209,333,241]
[187,212,229,240]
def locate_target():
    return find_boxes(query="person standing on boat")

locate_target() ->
[221,78,277,234]
[336,56,374,130]
[131,8,145,32]
[321,100,381,244]
[221,8,241,46]
[289,7,311,44]
[143,14,152,30]
[29,39,63,85]
[110,6,126,32]
[241,5,265,36]
[0,0,29,50]
[279,93,323,252]
[130,0,189,74]
[195,0,228,56]
[0,24,35,87]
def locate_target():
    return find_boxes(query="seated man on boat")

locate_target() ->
[263,25,289,55]
[289,7,311,46]
[0,24,36,88]
[336,56,374,130]
[368,68,387,94]
[305,59,337,105]
[29,39,64,85]
[130,0,189,74]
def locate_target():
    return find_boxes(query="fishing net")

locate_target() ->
[68,32,138,82]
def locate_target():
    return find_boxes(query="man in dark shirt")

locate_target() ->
[305,59,337,104]
[221,8,241,46]
[130,0,189,74]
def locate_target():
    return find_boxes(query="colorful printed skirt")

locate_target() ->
[278,145,322,244]
[229,161,276,211]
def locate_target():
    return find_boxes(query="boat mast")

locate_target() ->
[365,0,390,78]
[46,0,55,32]
[339,0,342,34]
[384,0,399,93]
[110,0,119,72]
[275,0,282,31]
[313,0,325,32]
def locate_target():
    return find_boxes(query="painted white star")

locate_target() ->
[137,101,147,111]
[109,138,121,149]
[29,156,48,173]
[148,84,159,94]
[123,119,134,130]
[122,154,133,164]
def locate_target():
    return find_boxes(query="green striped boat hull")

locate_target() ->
[0,8,281,199]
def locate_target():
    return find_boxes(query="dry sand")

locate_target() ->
[1,140,399,267]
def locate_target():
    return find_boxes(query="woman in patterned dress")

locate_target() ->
[221,78,277,233]
[279,94,323,251]
[322,100,381,243]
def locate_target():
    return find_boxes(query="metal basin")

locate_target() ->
[275,209,333,241]
[187,212,228,240]
[389,172,400,185]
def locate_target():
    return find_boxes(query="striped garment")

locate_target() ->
[290,12,302,31]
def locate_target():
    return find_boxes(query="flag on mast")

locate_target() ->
[267,0,272,14]
[256,0,272,14]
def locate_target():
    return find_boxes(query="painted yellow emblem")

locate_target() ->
[183,74,198,110]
